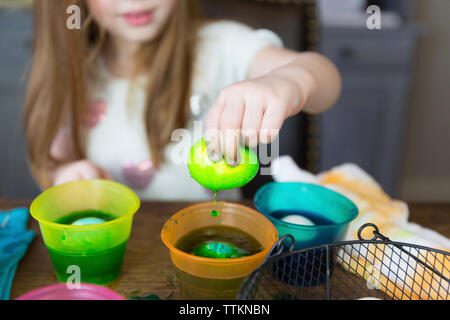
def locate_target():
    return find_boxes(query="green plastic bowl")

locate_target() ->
[30,179,140,284]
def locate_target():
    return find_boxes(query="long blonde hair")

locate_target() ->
[25,0,201,188]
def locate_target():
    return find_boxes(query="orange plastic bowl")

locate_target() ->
[161,202,278,299]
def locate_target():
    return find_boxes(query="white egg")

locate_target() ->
[281,214,315,226]
[71,217,107,226]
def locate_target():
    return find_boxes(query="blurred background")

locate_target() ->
[0,0,448,202]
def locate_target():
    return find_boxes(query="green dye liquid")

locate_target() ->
[210,191,219,217]
[174,225,264,299]
[210,210,219,217]
[48,210,126,284]
[175,225,263,259]
[55,210,117,225]
[48,241,127,284]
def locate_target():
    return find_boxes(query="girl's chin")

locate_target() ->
[116,26,161,44]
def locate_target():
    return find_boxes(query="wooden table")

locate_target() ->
[2,198,449,300]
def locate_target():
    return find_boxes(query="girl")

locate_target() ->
[25,0,341,201]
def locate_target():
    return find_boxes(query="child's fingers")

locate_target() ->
[98,167,114,180]
[219,96,245,164]
[241,99,264,148]
[53,160,110,186]
[222,128,241,166]
[78,161,103,180]
[53,162,84,186]
[204,97,225,162]
[54,171,82,186]
[259,105,283,144]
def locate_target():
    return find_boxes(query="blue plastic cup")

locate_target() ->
[254,182,358,287]
[254,182,358,249]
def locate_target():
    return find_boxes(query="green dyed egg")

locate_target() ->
[191,242,248,259]
[188,138,259,191]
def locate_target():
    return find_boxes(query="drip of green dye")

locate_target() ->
[210,190,219,217]
[210,210,219,217]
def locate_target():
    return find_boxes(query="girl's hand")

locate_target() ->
[204,47,341,165]
[52,160,113,186]
[204,73,308,164]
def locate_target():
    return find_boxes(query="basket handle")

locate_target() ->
[358,223,389,241]
[269,234,296,257]
[358,223,450,284]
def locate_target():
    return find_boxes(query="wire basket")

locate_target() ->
[238,223,450,300]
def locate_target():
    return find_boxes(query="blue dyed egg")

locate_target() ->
[71,217,107,226]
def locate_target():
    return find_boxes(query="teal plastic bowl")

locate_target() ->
[254,182,358,249]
